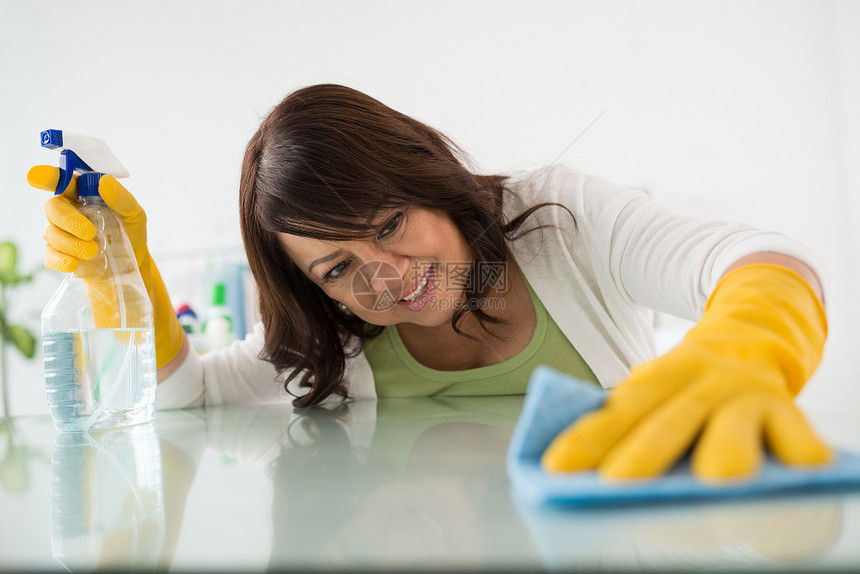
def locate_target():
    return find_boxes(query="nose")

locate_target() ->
[365,264,395,293]
[356,245,410,291]
[368,256,411,291]
[351,249,413,312]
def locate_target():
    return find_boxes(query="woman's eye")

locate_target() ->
[377,212,403,240]
[325,259,352,281]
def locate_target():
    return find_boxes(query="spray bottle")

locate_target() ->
[40,130,157,432]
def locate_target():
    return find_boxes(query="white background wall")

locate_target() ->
[1,0,858,416]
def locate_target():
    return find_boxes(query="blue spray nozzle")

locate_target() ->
[56,150,99,196]
[39,129,129,196]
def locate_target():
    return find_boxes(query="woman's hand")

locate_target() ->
[541,263,832,481]
[28,167,186,372]
[29,167,148,274]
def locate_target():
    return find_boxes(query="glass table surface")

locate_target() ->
[1,376,859,572]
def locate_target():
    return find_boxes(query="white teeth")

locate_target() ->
[401,270,429,302]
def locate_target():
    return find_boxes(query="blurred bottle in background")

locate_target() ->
[201,282,236,352]
[159,248,257,355]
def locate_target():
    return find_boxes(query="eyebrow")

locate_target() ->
[308,250,345,275]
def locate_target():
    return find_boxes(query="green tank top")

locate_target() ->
[364,277,600,398]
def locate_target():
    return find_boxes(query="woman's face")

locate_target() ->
[278,207,475,327]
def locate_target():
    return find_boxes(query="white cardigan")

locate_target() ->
[156,166,824,409]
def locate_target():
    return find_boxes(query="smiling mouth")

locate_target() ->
[399,266,432,302]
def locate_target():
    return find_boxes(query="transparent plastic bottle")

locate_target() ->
[42,173,157,432]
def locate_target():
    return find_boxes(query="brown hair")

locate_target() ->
[239,84,565,407]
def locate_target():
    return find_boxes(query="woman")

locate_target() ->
[30,84,831,481]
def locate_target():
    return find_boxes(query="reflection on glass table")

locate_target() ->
[1,377,859,572]
[49,423,164,571]
[265,397,534,569]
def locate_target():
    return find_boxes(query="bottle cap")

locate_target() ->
[176,304,198,320]
[76,172,103,198]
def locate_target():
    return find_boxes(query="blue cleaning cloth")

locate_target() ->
[507,366,860,507]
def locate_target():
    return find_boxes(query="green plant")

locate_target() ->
[0,241,38,417]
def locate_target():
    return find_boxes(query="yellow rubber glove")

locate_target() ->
[29,166,184,370]
[542,264,831,481]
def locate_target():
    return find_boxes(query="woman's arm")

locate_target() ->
[536,169,832,481]
[721,251,824,306]
[158,333,190,382]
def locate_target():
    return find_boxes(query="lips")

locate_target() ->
[396,265,436,311]
[399,265,432,302]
